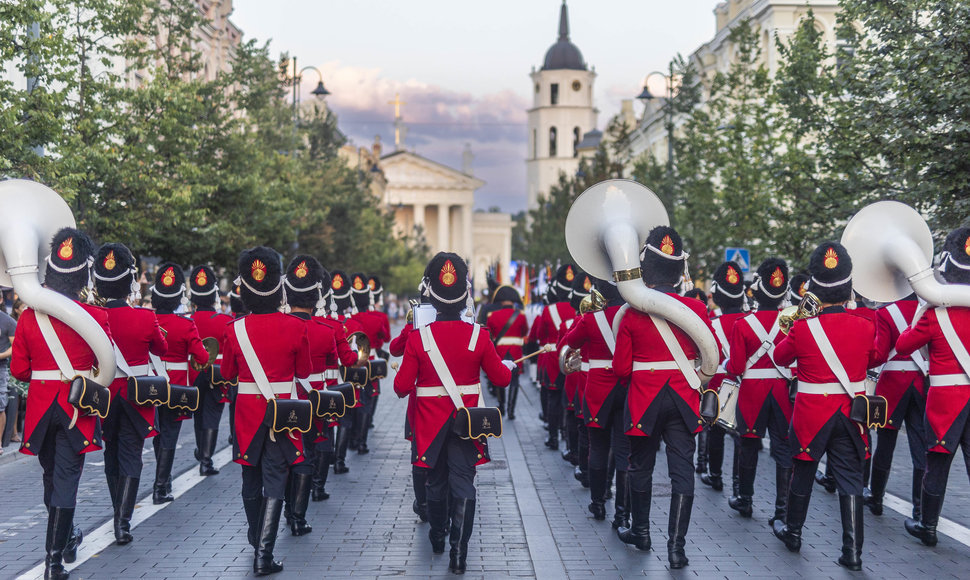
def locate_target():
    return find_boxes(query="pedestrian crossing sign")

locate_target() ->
[724,248,750,272]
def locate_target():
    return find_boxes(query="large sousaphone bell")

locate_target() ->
[0,179,116,378]
[564,179,720,383]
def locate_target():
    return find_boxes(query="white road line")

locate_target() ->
[818,461,970,548]
[16,446,234,580]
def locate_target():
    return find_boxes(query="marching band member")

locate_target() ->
[393,252,513,574]
[226,283,248,446]
[329,270,366,474]
[149,263,209,505]
[188,265,232,477]
[560,272,590,470]
[536,264,577,451]
[725,258,792,524]
[94,243,167,545]
[350,272,390,456]
[771,242,879,571]
[564,278,628,527]
[867,291,927,519]
[12,228,110,580]
[221,247,312,576]
[484,285,528,419]
[698,262,747,494]
[896,227,970,547]
[612,226,717,569]
[367,275,391,429]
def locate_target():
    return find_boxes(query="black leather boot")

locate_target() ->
[448,497,476,574]
[152,448,175,504]
[905,489,942,547]
[427,498,449,554]
[412,466,428,522]
[700,471,723,491]
[837,495,864,571]
[911,469,924,521]
[667,494,692,569]
[356,408,371,455]
[199,429,220,476]
[612,470,630,530]
[106,474,120,511]
[114,477,139,545]
[772,490,809,552]
[605,454,615,499]
[495,385,506,417]
[866,466,890,516]
[283,475,294,528]
[289,473,313,536]
[312,451,332,501]
[617,489,651,551]
[45,507,74,580]
[333,425,350,474]
[506,379,518,420]
[729,466,757,518]
[768,466,792,526]
[815,468,836,493]
[253,498,284,576]
[695,428,709,474]
[243,496,261,548]
[587,468,607,520]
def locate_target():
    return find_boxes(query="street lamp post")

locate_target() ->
[636,61,677,175]
[283,55,331,129]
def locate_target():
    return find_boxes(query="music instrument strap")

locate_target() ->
[648,315,701,391]
[233,319,277,400]
[886,303,928,375]
[936,308,970,379]
[806,317,859,398]
[594,310,616,355]
[419,325,483,409]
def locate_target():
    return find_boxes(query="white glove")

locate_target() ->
[502,360,517,372]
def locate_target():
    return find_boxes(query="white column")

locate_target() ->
[462,203,474,265]
[437,203,450,251]
[413,203,426,234]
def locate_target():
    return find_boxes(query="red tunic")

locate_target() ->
[189,309,234,401]
[316,316,358,386]
[709,310,747,392]
[557,317,586,411]
[773,308,879,461]
[896,306,970,454]
[12,303,113,456]
[352,310,392,394]
[393,321,511,468]
[221,313,312,466]
[566,305,622,428]
[872,299,927,430]
[612,293,718,437]
[389,323,413,358]
[484,307,529,368]
[535,302,575,388]
[155,313,209,420]
[725,310,793,438]
[104,303,168,435]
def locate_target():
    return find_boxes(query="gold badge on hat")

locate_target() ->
[770,267,785,288]
[103,251,116,271]
[440,260,457,287]
[58,238,74,261]
[353,276,364,290]
[332,274,344,290]
[583,276,592,291]
[660,235,675,255]
[251,259,266,282]
[824,248,839,269]
[964,236,970,257]
[161,267,176,287]
[368,279,376,290]
[565,266,575,282]
[195,269,208,286]
[295,261,308,279]
[726,266,739,285]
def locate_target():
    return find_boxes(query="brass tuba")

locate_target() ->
[579,288,606,314]
[778,292,822,335]
[346,331,371,367]
[558,345,582,375]
[0,180,116,379]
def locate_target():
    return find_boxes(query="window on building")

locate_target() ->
[549,127,558,157]
[532,129,537,159]
[573,127,581,157]
[550,83,559,105]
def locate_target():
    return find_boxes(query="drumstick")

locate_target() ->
[512,344,555,365]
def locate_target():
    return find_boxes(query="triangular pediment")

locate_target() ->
[381,151,485,192]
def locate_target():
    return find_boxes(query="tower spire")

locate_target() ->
[559,1,569,41]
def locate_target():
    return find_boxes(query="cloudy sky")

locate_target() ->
[231,0,718,213]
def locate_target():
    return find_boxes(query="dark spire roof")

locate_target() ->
[542,1,587,71]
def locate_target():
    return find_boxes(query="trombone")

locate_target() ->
[778,292,822,335]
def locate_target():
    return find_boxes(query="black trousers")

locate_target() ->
[923,417,970,496]
[103,399,147,479]
[790,415,864,496]
[36,409,86,508]
[426,431,478,502]
[291,432,316,476]
[193,383,225,431]
[628,390,695,496]
[155,406,183,450]
[241,433,292,500]
[588,385,631,471]
[738,398,793,475]
[545,387,563,442]
[706,424,735,475]
[872,395,927,473]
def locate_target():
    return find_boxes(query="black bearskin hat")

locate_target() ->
[940,227,970,285]
[350,272,371,312]
[151,262,186,312]
[425,252,469,315]
[236,247,283,314]
[229,282,246,316]
[640,226,687,287]
[45,227,95,298]
[368,275,383,306]
[752,257,789,309]
[570,270,592,311]
[93,243,136,300]
[188,265,219,309]
[492,285,522,305]
[788,272,809,302]
[684,288,708,304]
[710,261,745,309]
[552,264,577,302]
[284,255,327,309]
[807,242,853,304]
[330,270,353,314]
[594,278,623,305]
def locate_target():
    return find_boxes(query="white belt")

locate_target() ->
[632,361,680,372]
[587,359,612,370]
[743,368,790,381]
[215,355,223,363]
[115,364,150,378]
[580,362,590,372]
[415,384,481,398]
[882,361,921,373]
[160,362,188,372]
[497,337,524,346]
[238,381,293,396]
[31,369,95,382]
[307,373,325,383]
[324,369,340,381]
[797,381,863,395]
[929,374,970,387]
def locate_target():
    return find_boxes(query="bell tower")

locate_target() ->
[526,1,597,213]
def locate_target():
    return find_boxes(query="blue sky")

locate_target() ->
[231,0,718,213]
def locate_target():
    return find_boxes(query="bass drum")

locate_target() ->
[715,378,740,434]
